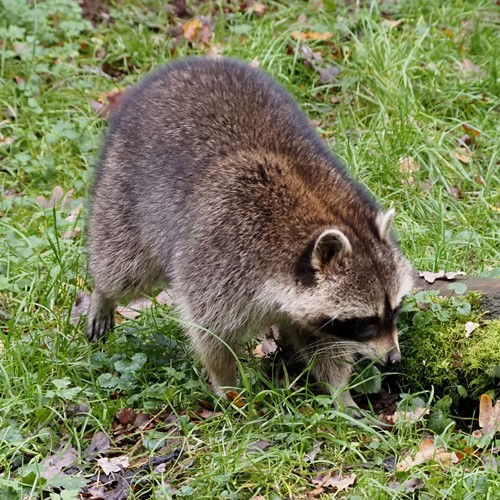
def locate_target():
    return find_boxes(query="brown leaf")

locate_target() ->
[62,227,82,240]
[116,407,137,426]
[381,18,404,28]
[475,175,485,186]
[193,408,223,420]
[462,123,481,136]
[183,17,201,41]
[70,291,90,325]
[83,431,111,457]
[183,17,212,45]
[247,440,271,451]
[398,156,421,174]
[379,406,430,426]
[0,135,14,147]
[91,88,128,119]
[41,446,78,480]
[65,203,84,223]
[116,296,154,319]
[478,394,500,436]
[453,147,473,164]
[291,30,333,41]
[226,390,246,408]
[311,471,356,490]
[253,337,278,358]
[396,438,459,471]
[317,65,341,84]
[457,58,483,74]
[97,456,129,475]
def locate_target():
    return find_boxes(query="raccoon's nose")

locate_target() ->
[387,348,401,366]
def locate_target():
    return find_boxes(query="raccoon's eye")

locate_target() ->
[316,316,380,340]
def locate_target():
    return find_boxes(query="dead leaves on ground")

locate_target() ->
[418,270,466,284]
[396,438,459,471]
[89,88,129,119]
[478,394,500,437]
[308,470,356,497]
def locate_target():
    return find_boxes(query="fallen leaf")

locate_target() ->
[304,441,322,462]
[462,123,481,136]
[97,456,129,475]
[253,325,280,358]
[465,322,479,337]
[0,135,14,147]
[116,296,154,319]
[183,17,201,41]
[248,2,266,14]
[90,88,128,119]
[475,175,485,186]
[155,290,175,306]
[458,134,473,147]
[253,337,278,358]
[317,65,341,84]
[247,440,271,451]
[381,18,404,28]
[418,270,466,284]
[396,438,459,471]
[456,58,483,74]
[398,156,421,174]
[193,408,223,420]
[183,16,212,45]
[449,185,462,199]
[41,446,78,480]
[311,471,356,491]
[62,227,82,239]
[65,203,84,223]
[83,431,110,457]
[291,30,333,41]
[379,406,430,426]
[226,390,246,408]
[453,147,473,164]
[116,407,137,426]
[478,394,500,435]
[70,291,90,325]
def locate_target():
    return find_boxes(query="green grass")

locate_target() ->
[0,0,499,498]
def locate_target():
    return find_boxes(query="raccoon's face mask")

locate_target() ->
[298,211,413,365]
[312,306,402,366]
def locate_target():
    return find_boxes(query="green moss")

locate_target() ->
[398,292,500,400]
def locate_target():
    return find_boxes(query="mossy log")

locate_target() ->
[413,272,500,319]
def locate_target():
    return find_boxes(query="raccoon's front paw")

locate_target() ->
[86,291,115,343]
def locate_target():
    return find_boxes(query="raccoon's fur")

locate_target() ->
[87,57,414,408]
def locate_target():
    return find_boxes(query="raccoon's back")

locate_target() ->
[95,58,331,185]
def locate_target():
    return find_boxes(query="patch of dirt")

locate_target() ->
[77,0,111,25]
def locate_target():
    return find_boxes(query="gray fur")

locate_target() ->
[87,58,413,408]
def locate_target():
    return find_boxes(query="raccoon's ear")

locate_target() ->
[312,229,352,272]
[376,208,395,242]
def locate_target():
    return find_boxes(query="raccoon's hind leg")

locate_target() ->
[86,241,163,343]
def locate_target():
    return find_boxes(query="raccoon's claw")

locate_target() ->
[86,313,114,343]
[86,291,115,343]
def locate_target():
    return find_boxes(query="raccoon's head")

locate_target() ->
[281,209,413,366]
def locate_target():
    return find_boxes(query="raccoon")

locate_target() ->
[86,57,414,409]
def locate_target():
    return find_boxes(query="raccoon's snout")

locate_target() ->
[386,348,401,366]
